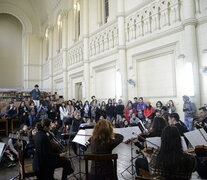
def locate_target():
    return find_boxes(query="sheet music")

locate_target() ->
[146,137,161,148]
[184,129,207,148]
[119,126,142,142]
[199,128,207,142]
[146,137,187,151]
[181,137,188,151]
[0,142,6,160]
[72,129,93,146]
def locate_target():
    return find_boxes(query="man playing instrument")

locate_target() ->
[33,119,73,180]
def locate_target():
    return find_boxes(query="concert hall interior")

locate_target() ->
[0,0,207,180]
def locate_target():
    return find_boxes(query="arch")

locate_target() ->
[0,2,32,34]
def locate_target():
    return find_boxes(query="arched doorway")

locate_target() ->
[0,13,23,88]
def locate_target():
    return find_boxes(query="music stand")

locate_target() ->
[69,129,92,180]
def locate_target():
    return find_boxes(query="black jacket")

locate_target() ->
[33,130,59,172]
[106,104,116,117]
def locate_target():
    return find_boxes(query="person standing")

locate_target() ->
[30,85,41,107]
[183,95,196,131]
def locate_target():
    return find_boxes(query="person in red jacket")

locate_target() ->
[144,101,154,120]
[125,101,137,122]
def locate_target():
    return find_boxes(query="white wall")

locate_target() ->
[0,13,23,88]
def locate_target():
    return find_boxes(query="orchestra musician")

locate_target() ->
[194,106,207,132]
[146,126,196,180]
[89,119,123,180]
[168,113,188,136]
[135,117,167,176]
[33,119,73,180]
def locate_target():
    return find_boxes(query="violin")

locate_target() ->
[195,145,207,157]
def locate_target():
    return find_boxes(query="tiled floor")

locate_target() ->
[0,137,201,180]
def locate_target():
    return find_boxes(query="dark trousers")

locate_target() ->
[135,157,149,175]
[36,157,73,180]
[196,157,207,179]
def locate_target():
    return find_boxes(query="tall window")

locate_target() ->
[57,14,62,51]
[74,0,80,40]
[45,28,49,60]
[104,0,109,23]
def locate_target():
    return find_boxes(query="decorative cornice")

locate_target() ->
[182,18,197,27]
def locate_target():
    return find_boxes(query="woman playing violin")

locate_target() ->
[89,119,123,180]
[135,117,167,176]
[145,125,196,180]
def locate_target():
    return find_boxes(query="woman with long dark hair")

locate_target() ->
[125,101,137,122]
[149,126,196,179]
[135,117,167,175]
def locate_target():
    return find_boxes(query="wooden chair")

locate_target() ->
[0,118,8,136]
[135,168,152,180]
[84,154,118,180]
[18,143,36,180]
[11,118,19,131]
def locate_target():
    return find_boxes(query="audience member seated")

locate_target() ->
[130,112,141,125]
[89,120,123,180]
[6,101,18,132]
[125,101,137,122]
[144,101,154,121]
[147,126,196,180]
[36,101,48,121]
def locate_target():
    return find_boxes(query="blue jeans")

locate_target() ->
[106,116,114,121]
[29,115,36,129]
[184,116,194,131]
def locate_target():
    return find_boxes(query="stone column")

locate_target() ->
[117,0,128,102]
[183,0,200,105]
[62,10,69,100]
[83,0,90,101]
[48,26,54,92]
[23,33,31,89]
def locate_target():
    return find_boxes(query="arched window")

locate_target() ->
[104,0,109,23]
[45,28,49,60]
[74,0,80,40]
[57,14,62,51]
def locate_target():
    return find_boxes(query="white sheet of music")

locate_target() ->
[72,129,93,146]
[184,129,207,148]
[0,142,6,160]
[199,128,207,141]
[119,126,142,142]
[181,137,188,151]
[146,137,161,148]
[146,137,187,151]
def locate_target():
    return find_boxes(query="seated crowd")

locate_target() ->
[0,94,207,180]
